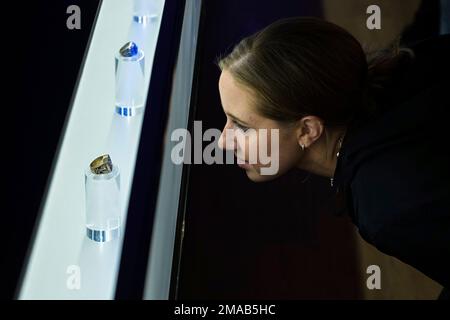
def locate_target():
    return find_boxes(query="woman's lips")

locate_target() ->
[238,162,252,170]
[235,153,252,169]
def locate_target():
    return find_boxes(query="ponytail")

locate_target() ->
[363,37,415,108]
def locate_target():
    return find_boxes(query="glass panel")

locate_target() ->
[19,0,166,299]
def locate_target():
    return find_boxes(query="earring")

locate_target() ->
[300,143,305,151]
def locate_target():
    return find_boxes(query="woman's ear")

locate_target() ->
[296,116,324,148]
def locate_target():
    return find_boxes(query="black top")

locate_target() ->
[333,34,450,289]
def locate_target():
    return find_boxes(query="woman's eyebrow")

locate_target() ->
[225,112,251,126]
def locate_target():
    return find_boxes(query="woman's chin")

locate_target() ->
[244,167,281,182]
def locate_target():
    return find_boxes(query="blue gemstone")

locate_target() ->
[120,41,138,57]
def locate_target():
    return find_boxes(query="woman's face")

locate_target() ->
[218,70,303,182]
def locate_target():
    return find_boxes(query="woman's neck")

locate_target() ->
[297,127,347,178]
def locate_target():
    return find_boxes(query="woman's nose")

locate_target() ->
[218,122,236,151]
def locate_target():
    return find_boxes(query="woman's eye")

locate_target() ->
[234,122,249,132]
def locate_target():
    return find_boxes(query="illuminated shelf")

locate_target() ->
[19,0,165,299]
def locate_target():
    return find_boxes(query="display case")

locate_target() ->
[18,0,201,299]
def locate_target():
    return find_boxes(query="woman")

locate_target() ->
[216,17,449,298]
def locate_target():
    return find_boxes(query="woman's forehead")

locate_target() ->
[219,71,257,117]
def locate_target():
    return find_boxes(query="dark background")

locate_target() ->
[1,0,442,300]
[3,0,100,299]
